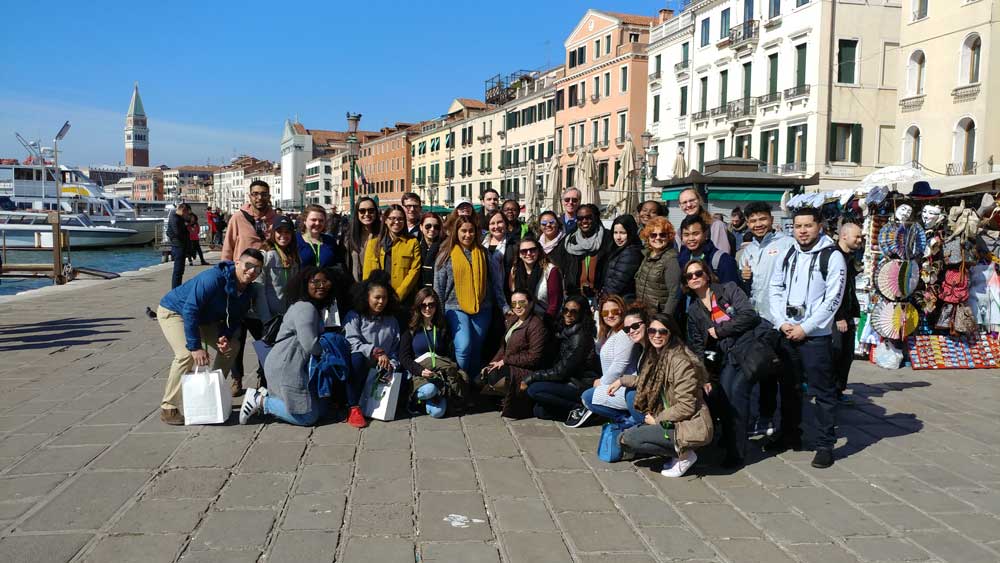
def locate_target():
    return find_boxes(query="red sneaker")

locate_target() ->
[347,406,367,428]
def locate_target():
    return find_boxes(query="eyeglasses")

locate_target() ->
[419,302,436,310]
[518,247,539,255]
[647,328,670,337]
[563,197,579,203]
[648,232,670,240]
[250,192,270,198]
[511,299,529,307]
[358,208,376,215]
[242,263,261,273]
[540,219,557,227]
[309,279,332,287]
[422,223,440,230]
[386,216,405,223]
[685,270,706,281]
[601,308,622,318]
[562,307,581,316]
[624,321,644,333]
[576,215,594,222]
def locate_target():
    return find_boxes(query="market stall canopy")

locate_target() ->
[858,165,926,191]
[899,171,1000,195]
[656,157,819,203]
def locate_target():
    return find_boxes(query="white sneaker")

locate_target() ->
[661,451,697,478]
[239,387,266,424]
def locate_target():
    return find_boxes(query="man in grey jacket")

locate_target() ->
[767,207,846,469]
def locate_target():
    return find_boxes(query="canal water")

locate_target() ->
[0,247,164,296]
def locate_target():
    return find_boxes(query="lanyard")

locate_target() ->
[423,326,437,369]
[308,238,322,267]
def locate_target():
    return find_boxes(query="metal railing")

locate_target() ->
[729,20,759,47]
[615,137,627,145]
[649,70,662,81]
[727,98,757,120]
[675,60,690,73]
[947,162,976,176]
[710,105,728,117]
[692,110,710,121]
[784,84,810,99]
[757,91,782,105]
[781,162,807,174]
[758,164,781,174]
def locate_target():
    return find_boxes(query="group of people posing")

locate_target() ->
[155,178,857,476]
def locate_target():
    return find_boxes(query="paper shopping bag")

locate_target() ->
[181,366,232,425]
[361,367,402,421]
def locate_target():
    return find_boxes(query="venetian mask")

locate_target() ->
[895,204,914,223]
[921,205,943,229]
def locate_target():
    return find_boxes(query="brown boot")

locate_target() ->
[161,408,185,426]
[230,377,244,397]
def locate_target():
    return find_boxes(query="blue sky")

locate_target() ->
[0,0,674,168]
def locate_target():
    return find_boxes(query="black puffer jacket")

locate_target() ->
[523,321,599,388]
[419,238,441,288]
[686,282,759,358]
[166,212,188,247]
[601,214,644,299]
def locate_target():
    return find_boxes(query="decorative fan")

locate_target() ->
[871,301,919,340]
[878,223,900,256]
[896,223,927,259]
[875,259,921,301]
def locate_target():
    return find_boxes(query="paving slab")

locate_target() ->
[6,444,107,475]
[146,468,230,499]
[419,541,501,562]
[349,502,414,536]
[216,473,292,509]
[113,498,210,533]
[267,530,339,561]
[20,470,149,531]
[491,498,557,532]
[342,536,414,562]
[0,533,92,563]
[500,531,573,563]
[81,532,185,563]
[558,511,644,552]
[281,493,346,531]
[189,509,275,551]
[417,491,492,541]
[91,433,186,469]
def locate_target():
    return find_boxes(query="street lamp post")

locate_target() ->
[51,122,71,285]
[346,112,362,215]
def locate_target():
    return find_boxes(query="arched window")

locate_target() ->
[953,118,977,174]
[903,126,921,166]
[961,34,982,84]
[907,51,926,95]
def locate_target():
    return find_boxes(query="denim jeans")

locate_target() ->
[621,424,676,458]
[445,308,492,379]
[582,387,644,426]
[526,381,583,420]
[347,353,374,408]
[263,394,329,426]
[779,335,836,450]
[170,245,186,289]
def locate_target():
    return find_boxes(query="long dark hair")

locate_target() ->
[648,313,684,351]
[408,287,447,332]
[347,196,382,255]
[285,266,334,309]
[353,269,398,317]
[681,258,719,295]
[419,211,443,244]
[510,236,548,294]
[437,214,483,267]
[378,204,413,246]
[563,294,595,333]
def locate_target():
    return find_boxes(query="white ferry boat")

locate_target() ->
[0,210,139,249]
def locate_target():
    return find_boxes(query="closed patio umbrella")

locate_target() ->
[672,149,688,179]
[524,159,538,218]
[547,161,562,212]
[613,137,638,216]
[578,147,599,206]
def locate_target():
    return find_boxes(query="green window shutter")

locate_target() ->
[800,125,808,163]
[796,45,807,87]
[768,54,778,94]
[838,40,857,83]
[851,124,863,164]
[680,87,688,116]
[742,63,752,99]
[760,132,769,162]
[828,124,839,162]
[653,95,660,122]
[786,127,795,164]
[720,71,728,105]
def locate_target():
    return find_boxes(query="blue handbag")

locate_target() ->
[597,422,625,463]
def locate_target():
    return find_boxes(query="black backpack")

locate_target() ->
[780,246,836,282]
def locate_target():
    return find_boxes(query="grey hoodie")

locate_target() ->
[767,234,846,337]
[735,230,794,325]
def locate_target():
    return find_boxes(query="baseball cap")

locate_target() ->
[272,215,295,231]
[455,198,473,209]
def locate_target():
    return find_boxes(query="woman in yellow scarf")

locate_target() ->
[433,215,509,377]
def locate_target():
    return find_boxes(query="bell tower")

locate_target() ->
[125,82,149,167]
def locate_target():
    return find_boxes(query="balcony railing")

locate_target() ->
[649,70,662,81]
[947,162,977,176]
[597,139,610,148]
[757,91,782,106]
[428,176,440,184]
[416,178,426,186]
[477,134,492,143]
[899,94,925,111]
[784,84,810,100]
[674,60,690,73]
[591,94,600,103]
[710,105,728,118]
[781,162,807,174]
[692,109,710,121]
[575,98,586,108]
[758,164,781,174]
[729,20,759,47]
[615,137,627,146]
[677,115,688,129]
[952,83,981,101]
[727,98,757,120]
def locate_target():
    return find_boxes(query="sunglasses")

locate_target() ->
[422,223,440,230]
[358,208,376,215]
[419,302,437,310]
[540,219,557,227]
[647,327,670,336]
[386,216,405,223]
[241,263,262,273]
[563,197,580,203]
[685,270,706,280]
[600,308,622,318]
[624,321,644,333]
[576,215,594,222]
[519,247,539,255]
[648,232,670,240]
[562,307,581,316]
[511,299,529,307]
[309,278,332,287]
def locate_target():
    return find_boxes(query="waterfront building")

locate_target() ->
[304,153,345,211]
[554,9,657,205]
[132,167,165,201]
[497,67,562,208]
[647,0,900,192]
[896,0,999,179]
[280,120,379,211]
[110,177,135,199]
[180,177,213,203]
[358,124,415,207]
[163,166,219,201]
[125,83,150,167]
[80,165,151,193]
[212,156,275,212]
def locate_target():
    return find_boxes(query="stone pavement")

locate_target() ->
[0,259,999,563]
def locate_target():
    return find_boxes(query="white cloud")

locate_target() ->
[0,95,279,167]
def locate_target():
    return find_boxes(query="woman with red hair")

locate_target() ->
[634,216,682,315]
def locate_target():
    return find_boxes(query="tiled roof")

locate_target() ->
[602,11,655,26]
[455,98,488,110]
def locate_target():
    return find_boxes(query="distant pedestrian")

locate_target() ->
[166,203,191,289]
[832,222,863,404]
[186,215,208,266]
[205,208,218,246]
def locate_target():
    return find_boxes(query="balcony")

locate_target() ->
[947,162,977,176]
[677,115,688,129]
[952,83,981,102]
[416,177,426,186]
[899,94,925,112]
[649,70,662,82]
[674,60,690,75]
[781,162,807,174]
[597,139,610,148]
[575,98,586,108]
[692,109,710,122]
[758,164,781,174]
[784,84,810,100]
[727,98,757,121]
[590,94,600,104]
[615,137,627,146]
[477,134,492,143]
[710,105,728,118]
[729,20,759,49]
[757,91,782,107]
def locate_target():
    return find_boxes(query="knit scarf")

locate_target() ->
[564,224,605,256]
[451,245,487,314]
[541,231,565,254]
[633,346,703,417]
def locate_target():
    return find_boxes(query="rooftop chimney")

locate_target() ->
[658,8,674,23]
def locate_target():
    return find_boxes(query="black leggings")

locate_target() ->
[232,318,265,383]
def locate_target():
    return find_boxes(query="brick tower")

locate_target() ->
[125,82,149,167]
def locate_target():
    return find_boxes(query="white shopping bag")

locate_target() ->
[361,367,402,421]
[181,366,233,425]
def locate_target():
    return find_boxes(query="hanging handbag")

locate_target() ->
[729,319,782,384]
[261,314,284,345]
[940,265,970,304]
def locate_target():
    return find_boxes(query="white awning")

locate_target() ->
[900,172,1000,195]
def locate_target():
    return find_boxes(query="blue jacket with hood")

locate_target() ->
[677,240,739,285]
[160,261,251,351]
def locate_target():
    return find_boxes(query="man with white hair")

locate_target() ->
[561,188,581,234]
[832,222,863,403]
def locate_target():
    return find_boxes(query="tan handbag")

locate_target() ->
[674,400,714,451]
